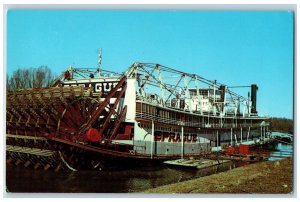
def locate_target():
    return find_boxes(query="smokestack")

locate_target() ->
[219,85,226,102]
[219,85,226,112]
[251,84,258,114]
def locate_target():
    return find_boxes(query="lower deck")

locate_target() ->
[133,124,269,157]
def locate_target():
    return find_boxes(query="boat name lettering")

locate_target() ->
[63,82,119,93]
[95,82,118,93]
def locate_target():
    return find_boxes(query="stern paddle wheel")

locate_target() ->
[6,76,128,171]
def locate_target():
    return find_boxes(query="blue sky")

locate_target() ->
[7,10,294,119]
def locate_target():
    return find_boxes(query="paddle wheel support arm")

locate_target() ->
[78,76,127,136]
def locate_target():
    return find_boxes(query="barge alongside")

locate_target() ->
[6,62,270,170]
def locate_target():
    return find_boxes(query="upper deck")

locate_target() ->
[125,63,264,119]
[58,62,267,123]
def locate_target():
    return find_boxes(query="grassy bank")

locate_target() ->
[142,158,293,194]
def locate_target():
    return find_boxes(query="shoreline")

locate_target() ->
[141,157,293,194]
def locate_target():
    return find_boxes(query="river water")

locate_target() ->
[6,160,245,193]
[268,132,293,161]
[5,132,293,193]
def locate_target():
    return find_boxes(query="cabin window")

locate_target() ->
[176,113,180,120]
[190,90,196,96]
[136,103,141,112]
[150,106,154,115]
[170,112,174,120]
[146,104,150,114]
[142,103,146,113]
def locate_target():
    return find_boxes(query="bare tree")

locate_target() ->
[7,66,57,91]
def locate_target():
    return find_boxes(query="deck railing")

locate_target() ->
[136,112,262,129]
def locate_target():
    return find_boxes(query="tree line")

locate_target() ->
[7,66,57,91]
[269,117,293,134]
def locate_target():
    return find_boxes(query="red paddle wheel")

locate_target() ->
[6,76,128,171]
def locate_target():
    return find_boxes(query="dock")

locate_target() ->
[163,158,230,169]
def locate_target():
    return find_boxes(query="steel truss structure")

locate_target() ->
[125,62,257,117]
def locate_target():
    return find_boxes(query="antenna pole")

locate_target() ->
[97,48,102,77]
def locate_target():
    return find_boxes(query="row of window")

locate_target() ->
[137,102,256,125]
[139,123,197,133]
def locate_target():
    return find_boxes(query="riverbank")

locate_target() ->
[142,157,293,194]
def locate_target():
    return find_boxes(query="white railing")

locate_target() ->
[136,112,262,129]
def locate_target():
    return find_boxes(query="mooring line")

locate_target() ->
[273,139,293,145]
[58,151,77,172]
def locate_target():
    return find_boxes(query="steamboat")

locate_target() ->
[6,60,270,171]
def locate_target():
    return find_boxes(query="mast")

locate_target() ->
[97,48,102,77]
